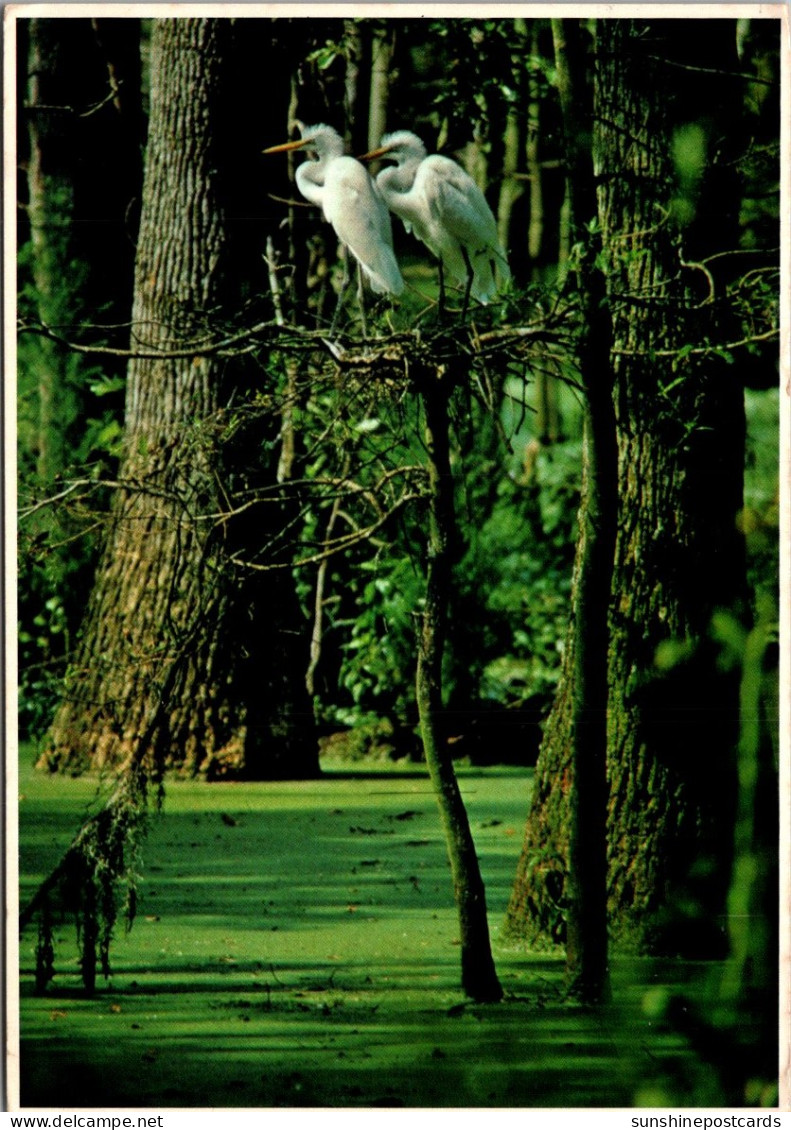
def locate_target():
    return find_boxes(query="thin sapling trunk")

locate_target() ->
[416,375,503,1004]
[552,17,615,1002]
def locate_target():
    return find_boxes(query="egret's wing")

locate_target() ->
[417,157,510,302]
[324,158,404,295]
[422,157,498,249]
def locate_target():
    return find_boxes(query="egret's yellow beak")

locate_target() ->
[358,144,390,162]
[262,137,309,155]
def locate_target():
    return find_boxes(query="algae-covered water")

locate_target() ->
[17,752,722,1108]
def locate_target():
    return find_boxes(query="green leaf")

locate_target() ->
[88,375,126,398]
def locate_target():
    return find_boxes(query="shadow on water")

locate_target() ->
[21,952,638,1108]
[18,760,727,1108]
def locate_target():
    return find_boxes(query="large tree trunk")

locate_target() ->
[44,19,318,780]
[506,19,747,956]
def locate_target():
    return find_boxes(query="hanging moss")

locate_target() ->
[22,769,147,994]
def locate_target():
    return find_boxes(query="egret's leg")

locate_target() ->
[330,250,351,336]
[437,259,446,320]
[460,247,474,320]
[356,262,368,339]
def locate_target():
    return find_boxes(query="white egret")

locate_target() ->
[263,122,404,334]
[362,131,511,316]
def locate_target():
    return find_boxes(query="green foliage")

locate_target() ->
[17,227,127,739]
[306,41,343,73]
[670,123,708,227]
[417,20,558,152]
[742,388,779,612]
[337,552,424,724]
[299,363,581,751]
[17,476,111,742]
[425,21,515,141]
[639,605,779,1106]
[17,585,69,741]
[454,440,579,714]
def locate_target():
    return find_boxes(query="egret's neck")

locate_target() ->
[377,160,420,203]
[295,161,325,208]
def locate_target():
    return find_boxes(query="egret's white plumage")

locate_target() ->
[264,123,404,299]
[363,130,511,306]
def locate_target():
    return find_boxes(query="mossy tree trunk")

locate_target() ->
[44,19,318,780]
[506,19,747,956]
[417,373,502,1003]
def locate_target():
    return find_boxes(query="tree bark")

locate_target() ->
[598,19,746,953]
[416,374,502,1003]
[506,19,747,956]
[367,22,392,151]
[343,19,365,152]
[44,19,318,780]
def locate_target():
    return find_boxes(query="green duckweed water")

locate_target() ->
[17,751,726,1108]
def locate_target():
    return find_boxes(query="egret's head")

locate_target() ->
[360,131,427,165]
[263,122,345,161]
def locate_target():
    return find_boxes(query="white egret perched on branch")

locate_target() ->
[362,131,511,316]
[263,122,404,334]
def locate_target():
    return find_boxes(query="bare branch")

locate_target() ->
[24,77,126,120]
[642,54,776,87]
[18,480,89,519]
[611,327,780,360]
[17,317,279,360]
[229,491,426,573]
